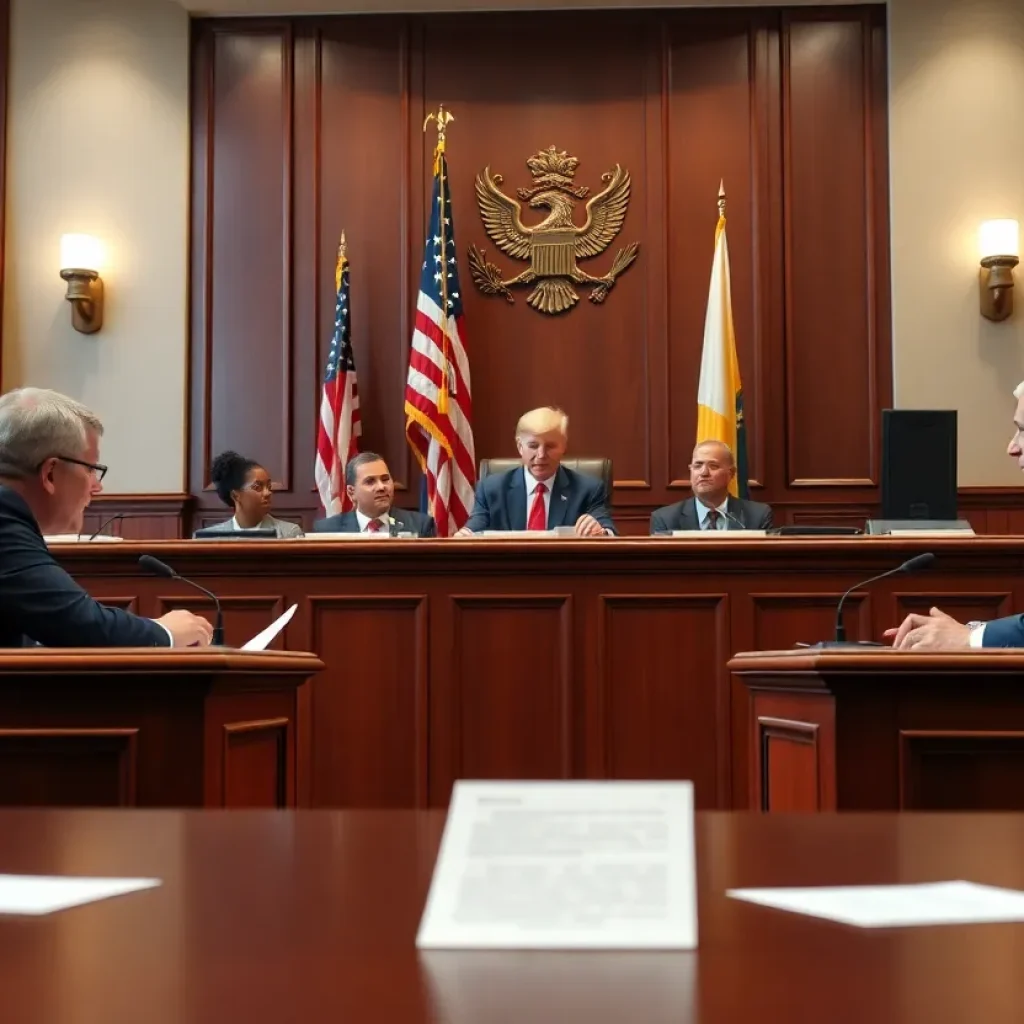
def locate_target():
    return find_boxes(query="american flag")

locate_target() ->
[315,236,361,515]
[404,141,475,536]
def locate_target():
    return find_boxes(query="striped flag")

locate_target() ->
[315,235,361,515]
[404,124,475,536]
[696,183,748,499]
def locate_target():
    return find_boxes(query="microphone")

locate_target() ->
[139,554,224,646]
[84,512,125,541]
[721,507,747,530]
[814,552,936,648]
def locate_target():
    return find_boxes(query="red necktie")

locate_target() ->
[528,483,547,530]
[366,519,382,534]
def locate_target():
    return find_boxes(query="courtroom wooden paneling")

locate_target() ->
[308,595,428,808]
[80,494,191,540]
[0,649,319,809]
[0,728,138,807]
[188,7,891,530]
[58,535,1024,811]
[597,595,730,805]
[154,593,287,650]
[735,650,1024,812]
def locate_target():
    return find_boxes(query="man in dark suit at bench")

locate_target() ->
[650,439,773,534]
[456,407,616,537]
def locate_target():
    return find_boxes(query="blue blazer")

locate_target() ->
[0,486,169,648]
[464,465,616,534]
[983,616,1024,647]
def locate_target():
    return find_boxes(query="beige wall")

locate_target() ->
[4,0,1024,490]
[889,0,1024,485]
[2,0,189,493]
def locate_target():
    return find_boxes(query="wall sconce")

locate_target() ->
[978,219,1019,322]
[59,234,104,334]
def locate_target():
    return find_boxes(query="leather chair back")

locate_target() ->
[478,458,613,503]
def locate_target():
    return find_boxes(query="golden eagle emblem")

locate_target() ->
[467,146,639,315]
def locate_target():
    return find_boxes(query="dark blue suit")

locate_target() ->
[312,508,436,537]
[0,486,169,648]
[982,616,1024,647]
[464,466,616,534]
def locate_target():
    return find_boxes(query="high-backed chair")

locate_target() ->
[477,458,614,506]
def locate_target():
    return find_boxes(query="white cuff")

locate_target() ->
[155,621,174,647]
[968,622,986,648]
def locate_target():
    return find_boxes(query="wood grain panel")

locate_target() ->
[598,595,728,808]
[758,718,820,811]
[900,731,1024,811]
[222,718,289,807]
[309,595,427,807]
[193,25,294,497]
[436,595,573,802]
[782,8,889,488]
[187,8,893,530]
[155,594,286,650]
[81,495,191,540]
[666,12,775,490]
[0,729,138,807]
[891,591,1013,629]
[422,13,653,489]
[751,592,868,648]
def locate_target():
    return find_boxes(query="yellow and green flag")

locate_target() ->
[696,189,748,499]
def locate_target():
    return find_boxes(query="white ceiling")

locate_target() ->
[174,0,881,16]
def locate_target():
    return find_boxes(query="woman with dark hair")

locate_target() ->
[196,451,304,538]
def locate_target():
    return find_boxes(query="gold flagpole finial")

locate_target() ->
[717,180,726,218]
[336,231,347,291]
[423,104,455,148]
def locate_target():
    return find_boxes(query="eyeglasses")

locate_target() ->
[240,481,273,494]
[43,455,108,482]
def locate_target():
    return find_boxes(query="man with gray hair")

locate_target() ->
[650,439,773,533]
[887,379,1024,649]
[457,406,616,536]
[0,387,213,648]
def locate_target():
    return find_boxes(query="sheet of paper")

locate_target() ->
[727,880,1024,928]
[416,780,697,950]
[479,530,556,538]
[0,874,160,915]
[44,534,124,543]
[241,603,297,651]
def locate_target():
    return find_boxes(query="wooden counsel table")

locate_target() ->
[731,649,1024,813]
[54,535,1024,810]
[2,808,1024,1023]
[0,648,323,808]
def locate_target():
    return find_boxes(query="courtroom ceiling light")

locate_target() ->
[59,233,104,334]
[979,219,1019,322]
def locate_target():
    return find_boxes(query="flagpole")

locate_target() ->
[424,104,455,414]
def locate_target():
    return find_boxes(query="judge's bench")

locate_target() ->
[35,534,1024,811]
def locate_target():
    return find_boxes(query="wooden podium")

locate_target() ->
[730,649,1024,812]
[0,648,323,809]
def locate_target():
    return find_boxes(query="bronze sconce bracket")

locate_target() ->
[59,268,104,334]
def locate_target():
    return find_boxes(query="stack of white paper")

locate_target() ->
[0,874,160,915]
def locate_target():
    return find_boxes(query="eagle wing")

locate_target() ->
[475,168,532,260]
[576,164,630,258]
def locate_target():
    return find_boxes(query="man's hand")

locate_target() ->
[157,609,214,647]
[454,527,475,538]
[574,514,608,538]
[883,607,971,650]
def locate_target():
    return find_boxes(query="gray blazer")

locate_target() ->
[195,515,304,539]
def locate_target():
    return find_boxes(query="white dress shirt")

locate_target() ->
[356,509,391,534]
[968,622,986,647]
[696,497,729,530]
[524,468,554,527]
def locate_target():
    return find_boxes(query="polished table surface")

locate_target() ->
[3,809,1024,1022]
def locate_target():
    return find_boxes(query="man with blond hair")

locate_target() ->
[457,406,616,537]
[0,387,213,648]
[887,379,1024,649]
